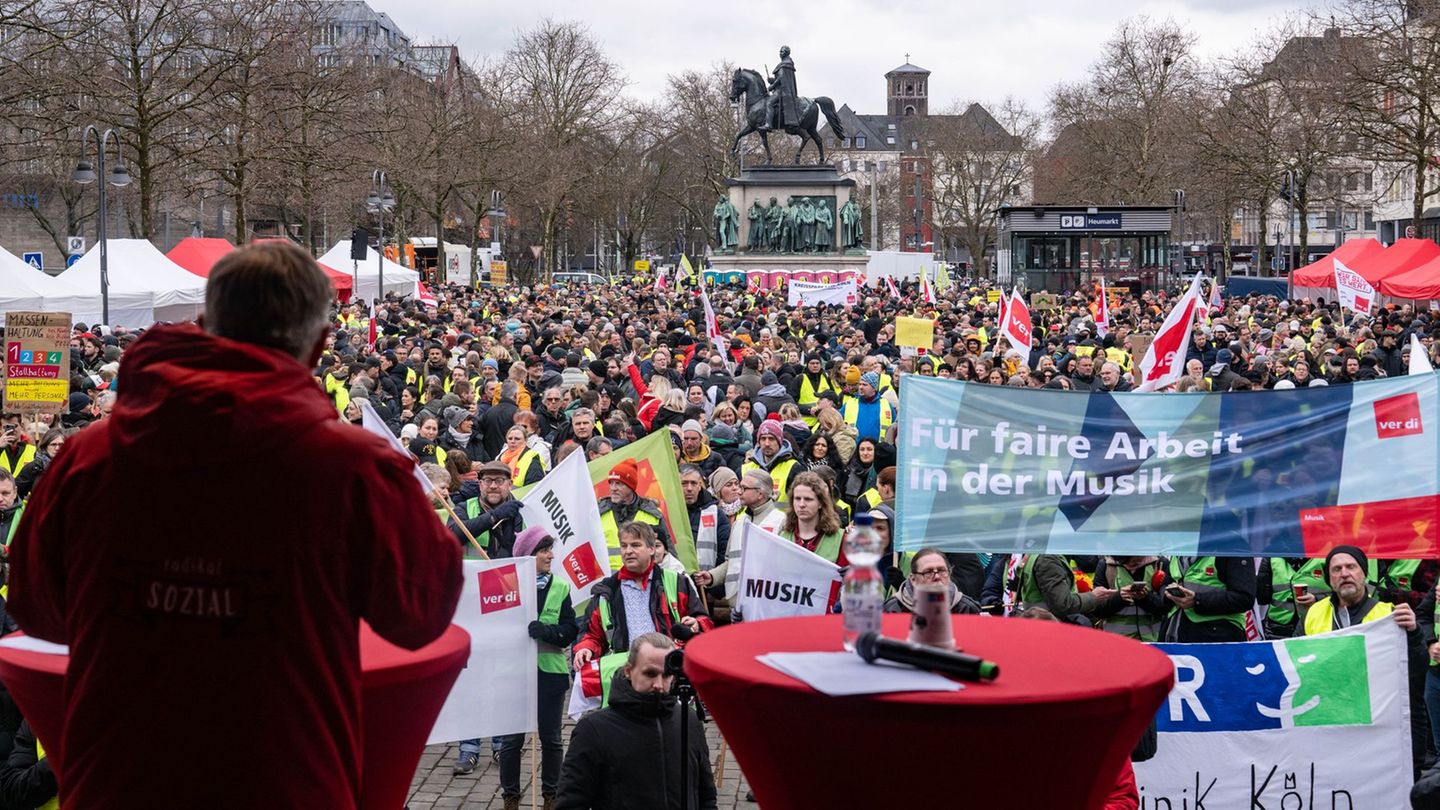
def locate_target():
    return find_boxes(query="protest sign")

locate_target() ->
[1030,292,1058,311]
[515,431,695,569]
[895,316,934,359]
[519,450,611,595]
[4,312,70,413]
[734,522,842,621]
[1135,618,1410,809]
[1333,259,1374,316]
[428,557,538,743]
[788,279,857,308]
[896,373,1440,558]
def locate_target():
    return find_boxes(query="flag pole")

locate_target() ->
[529,734,538,810]
[437,495,490,559]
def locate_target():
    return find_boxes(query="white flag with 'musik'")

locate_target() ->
[735,521,842,622]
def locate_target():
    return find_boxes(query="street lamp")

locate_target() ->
[366,170,395,303]
[486,189,505,286]
[74,126,130,326]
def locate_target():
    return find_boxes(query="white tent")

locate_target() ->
[318,241,421,302]
[0,246,67,326]
[50,239,206,328]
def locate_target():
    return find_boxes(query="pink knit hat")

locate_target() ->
[513,526,553,558]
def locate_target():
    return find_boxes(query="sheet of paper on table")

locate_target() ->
[0,636,69,655]
[757,651,963,696]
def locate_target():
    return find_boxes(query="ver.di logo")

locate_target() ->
[1160,634,1370,732]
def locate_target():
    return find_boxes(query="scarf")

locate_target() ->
[719,498,744,518]
[448,426,472,445]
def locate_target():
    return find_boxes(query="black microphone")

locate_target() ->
[854,632,999,682]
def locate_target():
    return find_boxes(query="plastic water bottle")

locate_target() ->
[842,514,884,651]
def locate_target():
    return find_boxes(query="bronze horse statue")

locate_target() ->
[730,68,846,165]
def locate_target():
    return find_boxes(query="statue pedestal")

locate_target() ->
[715,165,867,289]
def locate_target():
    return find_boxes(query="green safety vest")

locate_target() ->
[1268,557,1381,628]
[1099,561,1164,643]
[1168,557,1246,632]
[599,505,662,570]
[741,457,798,503]
[595,569,681,707]
[857,488,882,512]
[536,579,571,675]
[1017,554,1072,612]
[458,497,492,556]
[782,529,843,564]
[1383,559,1423,594]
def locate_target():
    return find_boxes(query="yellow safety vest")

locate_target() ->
[1304,595,1393,636]
[599,505,662,570]
[741,457,799,503]
[796,373,833,426]
[841,396,895,436]
[513,449,545,486]
[0,445,35,477]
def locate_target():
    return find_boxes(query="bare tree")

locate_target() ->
[1048,16,1202,204]
[495,19,623,282]
[1331,0,1440,232]
[916,98,1037,270]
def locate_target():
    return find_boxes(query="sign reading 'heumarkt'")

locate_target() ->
[4,311,70,413]
[1059,213,1123,230]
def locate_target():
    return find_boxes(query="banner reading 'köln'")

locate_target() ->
[895,374,1440,558]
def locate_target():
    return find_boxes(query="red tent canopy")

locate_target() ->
[1289,238,1385,288]
[1343,238,1440,285]
[166,237,235,276]
[1379,254,1440,299]
[247,238,353,300]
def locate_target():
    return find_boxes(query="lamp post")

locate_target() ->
[366,170,395,304]
[74,126,131,326]
[866,160,878,251]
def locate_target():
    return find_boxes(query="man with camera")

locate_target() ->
[572,523,711,688]
[557,632,716,810]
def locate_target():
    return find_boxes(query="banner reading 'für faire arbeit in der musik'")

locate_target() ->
[895,375,1440,558]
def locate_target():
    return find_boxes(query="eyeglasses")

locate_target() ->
[914,568,949,579]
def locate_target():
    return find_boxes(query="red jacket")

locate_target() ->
[1104,759,1139,810]
[8,325,462,809]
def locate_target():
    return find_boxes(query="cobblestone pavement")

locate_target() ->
[406,714,753,809]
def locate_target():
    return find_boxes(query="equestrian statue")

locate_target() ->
[730,46,846,165]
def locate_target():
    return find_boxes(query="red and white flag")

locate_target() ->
[1206,278,1222,321]
[418,282,438,308]
[919,265,936,305]
[999,288,1033,360]
[885,276,901,300]
[1136,273,1205,392]
[1095,278,1111,338]
[699,283,730,370]
[653,264,669,293]
[1333,258,1374,315]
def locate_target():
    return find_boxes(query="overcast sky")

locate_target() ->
[370,0,1328,114]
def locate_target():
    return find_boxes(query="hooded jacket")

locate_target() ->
[556,671,717,810]
[8,325,463,810]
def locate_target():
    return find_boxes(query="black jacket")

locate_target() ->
[479,399,519,459]
[0,720,56,810]
[1169,556,1257,643]
[556,673,716,810]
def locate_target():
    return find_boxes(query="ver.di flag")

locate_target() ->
[1333,258,1374,316]
[1135,617,1409,808]
[428,557,538,743]
[518,450,611,596]
[1136,273,1204,392]
[735,522,842,621]
[1095,277,1111,338]
[999,288,1032,360]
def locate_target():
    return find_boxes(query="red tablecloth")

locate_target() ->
[684,614,1173,810]
[0,622,469,810]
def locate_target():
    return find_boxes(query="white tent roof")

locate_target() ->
[318,241,420,302]
[50,239,206,328]
[0,246,66,326]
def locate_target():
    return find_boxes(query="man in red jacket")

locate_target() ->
[8,242,463,809]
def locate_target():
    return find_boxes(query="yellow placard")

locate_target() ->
[634,259,651,272]
[987,289,1002,303]
[895,316,935,349]
[489,260,508,286]
[4,311,70,414]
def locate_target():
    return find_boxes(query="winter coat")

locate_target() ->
[7,324,463,810]
[479,399,519,460]
[883,580,981,615]
[555,672,716,810]
[753,383,794,421]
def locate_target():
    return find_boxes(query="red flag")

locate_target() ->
[1136,273,1204,392]
[1095,278,1110,338]
[999,289,1032,360]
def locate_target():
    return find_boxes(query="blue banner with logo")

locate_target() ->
[1135,618,1410,807]
[895,374,1440,558]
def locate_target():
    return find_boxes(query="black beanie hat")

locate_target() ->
[1324,545,1368,581]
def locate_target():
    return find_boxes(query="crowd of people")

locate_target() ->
[3,243,1440,809]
